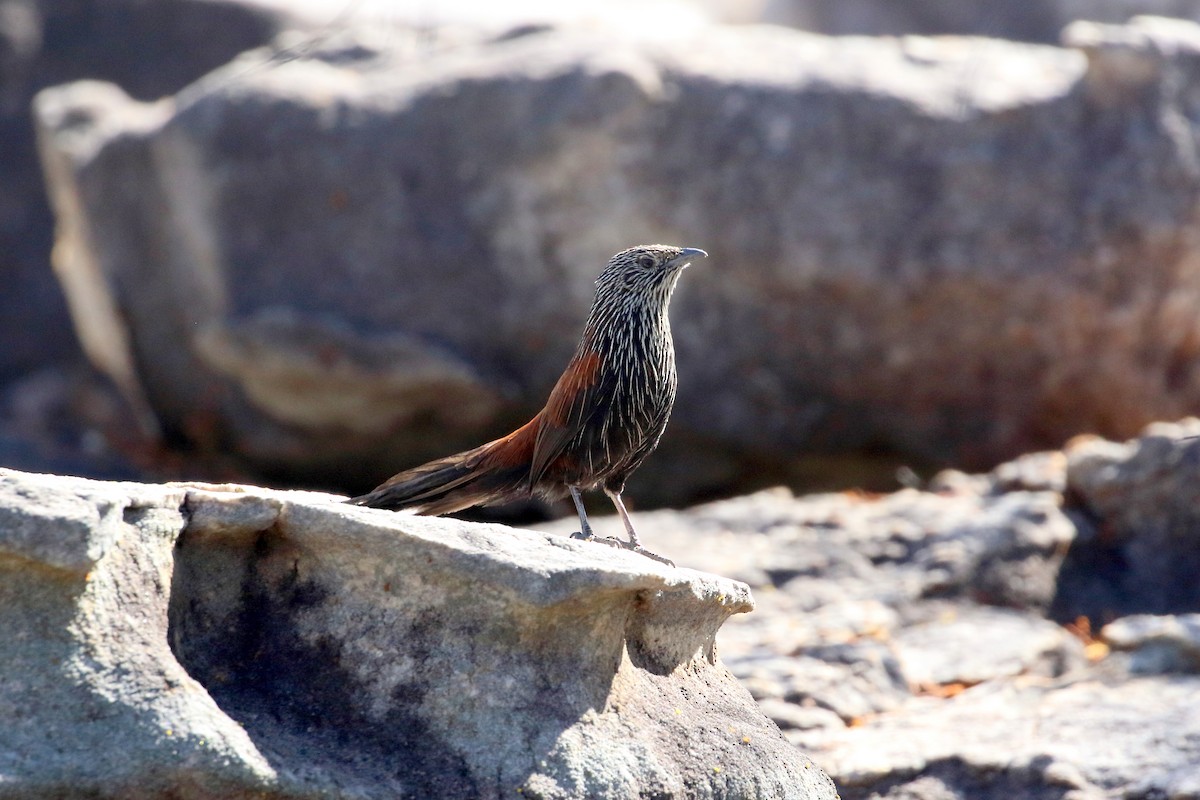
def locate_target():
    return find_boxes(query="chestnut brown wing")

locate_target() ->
[529,348,615,487]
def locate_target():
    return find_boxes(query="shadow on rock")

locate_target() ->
[161,487,833,799]
[1052,428,1200,625]
[168,526,481,796]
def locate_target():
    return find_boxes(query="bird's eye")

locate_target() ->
[637,255,656,269]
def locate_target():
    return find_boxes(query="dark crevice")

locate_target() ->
[166,525,477,797]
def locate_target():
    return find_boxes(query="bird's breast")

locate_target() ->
[594,328,676,452]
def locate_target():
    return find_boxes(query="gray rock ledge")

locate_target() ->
[0,468,836,800]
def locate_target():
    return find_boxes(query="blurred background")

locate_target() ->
[7,0,1200,522]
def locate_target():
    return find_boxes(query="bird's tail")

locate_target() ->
[347,427,535,515]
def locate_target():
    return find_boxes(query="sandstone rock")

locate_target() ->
[762,0,1063,40]
[734,648,909,722]
[801,676,1200,800]
[33,16,1200,500]
[540,465,1082,728]
[756,699,846,734]
[0,365,141,479]
[0,0,294,384]
[9,418,1196,799]
[531,420,1200,799]
[602,481,1076,614]
[1102,613,1200,673]
[890,603,1084,687]
[1055,418,1200,622]
[0,467,835,800]
[762,0,1200,42]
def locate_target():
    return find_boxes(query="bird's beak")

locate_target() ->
[671,248,708,268]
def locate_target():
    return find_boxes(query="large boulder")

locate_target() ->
[0,0,295,384]
[0,0,310,486]
[32,16,1200,502]
[0,466,835,800]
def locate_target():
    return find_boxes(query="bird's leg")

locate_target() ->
[607,490,642,548]
[568,486,621,549]
[567,486,593,539]
[605,490,675,567]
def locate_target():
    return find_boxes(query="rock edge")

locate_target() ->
[0,468,836,800]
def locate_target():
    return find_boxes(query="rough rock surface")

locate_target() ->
[1056,418,1200,621]
[1102,613,1200,673]
[8,416,1200,799]
[0,0,295,384]
[538,419,1200,799]
[0,365,140,479]
[33,15,1200,500]
[764,0,1200,42]
[0,467,835,800]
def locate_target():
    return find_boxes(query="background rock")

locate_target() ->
[762,0,1200,42]
[8,414,1200,798]
[0,0,293,383]
[1102,612,1200,673]
[31,14,1200,505]
[1055,418,1200,622]
[809,676,1200,800]
[0,466,834,800]
[0,0,305,485]
[535,420,1200,798]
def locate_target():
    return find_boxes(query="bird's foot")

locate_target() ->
[570,531,675,567]
[624,545,675,568]
[571,530,624,549]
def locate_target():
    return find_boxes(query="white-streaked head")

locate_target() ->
[595,244,707,299]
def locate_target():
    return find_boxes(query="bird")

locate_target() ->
[347,244,707,566]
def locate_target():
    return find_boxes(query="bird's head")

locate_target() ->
[595,245,708,299]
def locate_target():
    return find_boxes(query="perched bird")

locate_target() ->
[348,244,707,566]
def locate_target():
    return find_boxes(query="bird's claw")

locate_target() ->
[571,531,674,566]
[571,531,623,549]
[628,546,675,567]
